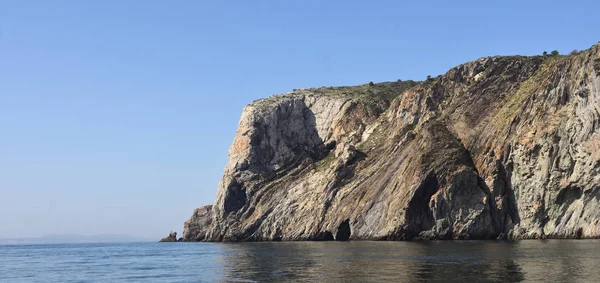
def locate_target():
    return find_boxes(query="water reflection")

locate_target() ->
[511,240,600,282]
[215,240,600,282]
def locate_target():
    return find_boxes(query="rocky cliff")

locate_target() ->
[181,42,600,241]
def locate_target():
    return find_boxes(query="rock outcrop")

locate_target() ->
[182,205,213,241]
[159,231,178,242]
[181,42,600,241]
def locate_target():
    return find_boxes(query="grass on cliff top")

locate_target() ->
[252,80,421,109]
[306,80,420,102]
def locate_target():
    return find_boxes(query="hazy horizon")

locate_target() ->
[1,0,599,239]
[0,233,154,245]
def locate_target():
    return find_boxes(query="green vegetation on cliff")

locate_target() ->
[308,80,419,102]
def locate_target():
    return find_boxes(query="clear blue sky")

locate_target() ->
[0,0,598,239]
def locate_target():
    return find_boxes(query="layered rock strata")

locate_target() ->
[181,43,600,241]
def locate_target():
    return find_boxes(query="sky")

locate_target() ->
[0,0,598,239]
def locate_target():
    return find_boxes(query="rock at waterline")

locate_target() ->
[159,232,178,242]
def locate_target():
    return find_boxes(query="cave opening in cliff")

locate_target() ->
[315,231,335,241]
[223,180,247,214]
[406,171,439,233]
[335,219,351,241]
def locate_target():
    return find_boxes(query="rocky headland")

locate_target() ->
[170,42,600,242]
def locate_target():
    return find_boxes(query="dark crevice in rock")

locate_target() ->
[248,122,276,173]
[272,228,283,241]
[345,149,367,167]
[314,231,334,241]
[505,188,520,226]
[405,171,439,236]
[556,185,583,205]
[223,179,247,214]
[575,227,583,239]
[496,161,521,229]
[477,177,502,235]
[540,216,550,228]
[325,140,337,151]
[335,219,351,241]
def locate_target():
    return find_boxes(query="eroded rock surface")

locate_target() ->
[182,205,213,241]
[181,43,600,241]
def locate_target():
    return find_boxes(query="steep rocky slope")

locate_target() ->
[181,43,600,241]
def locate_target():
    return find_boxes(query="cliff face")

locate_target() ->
[184,43,600,241]
[182,205,213,241]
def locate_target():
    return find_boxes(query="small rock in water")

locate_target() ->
[159,231,178,242]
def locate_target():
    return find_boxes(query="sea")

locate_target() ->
[1,240,599,282]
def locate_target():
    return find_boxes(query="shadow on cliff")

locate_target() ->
[218,102,342,240]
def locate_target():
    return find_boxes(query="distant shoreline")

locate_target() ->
[0,234,153,245]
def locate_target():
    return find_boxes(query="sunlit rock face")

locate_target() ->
[182,205,212,241]
[182,43,600,241]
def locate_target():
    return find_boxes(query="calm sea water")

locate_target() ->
[1,240,599,282]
